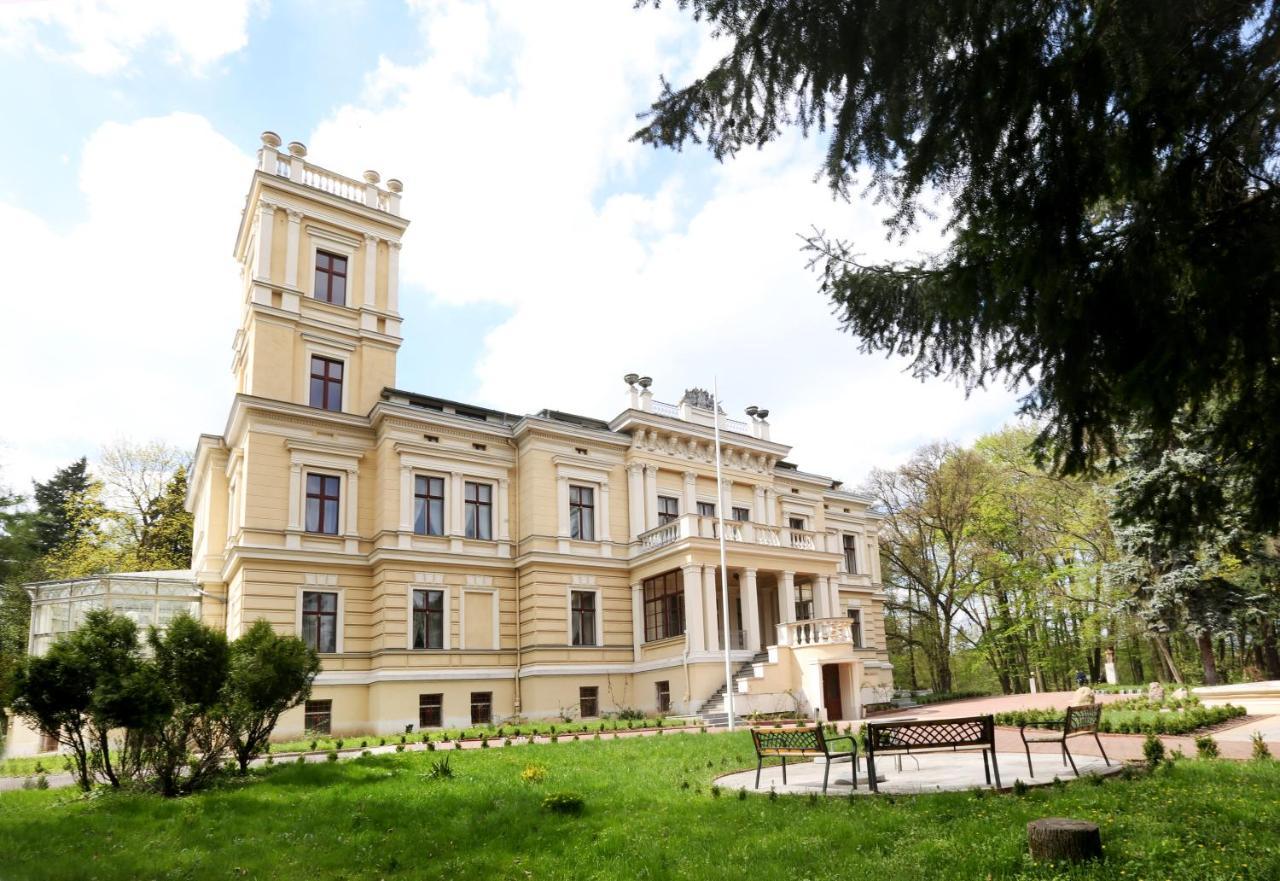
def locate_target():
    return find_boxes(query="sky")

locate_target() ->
[0,0,1025,498]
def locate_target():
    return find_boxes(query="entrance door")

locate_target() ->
[822,664,844,721]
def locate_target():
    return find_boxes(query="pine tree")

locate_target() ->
[31,458,93,554]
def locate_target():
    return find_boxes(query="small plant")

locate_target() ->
[481,739,490,749]
[335,739,344,750]
[360,740,368,749]
[521,763,548,783]
[296,756,306,764]
[680,780,690,790]
[35,774,49,790]
[395,743,405,753]
[710,785,721,798]
[425,755,454,780]
[542,792,585,815]
[1251,731,1272,760]
[427,741,436,751]
[1011,779,1029,796]
[265,755,274,766]
[737,788,747,801]
[362,749,372,757]
[768,786,778,801]
[1143,733,1166,767]
[400,735,407,744]
[421,733,431,744]
[309,740,318,752]
[550,734,559,744]
[504,737,513,747]
[1195,734,1220,759]
[326,750,339,763]
[378,738,386,747]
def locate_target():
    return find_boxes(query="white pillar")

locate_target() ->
[556,475,570,538]
[287,464,303,531]
[399,465,414,532]
[683,470,697,517]
[743,567,761,652]
[450,472,464,536]
[828,576,841,618]
[753,485,766,523]
[284,209,302,288]
[720,477,732,520]
[360,233,377,310]
[644,465,659,530]
[780,571,796,624]
[598,479,611,543]
[387,241,401,313]
[498,477,511,541]
[702,565,719,651]
[627,464,645,539]
[765,488,777,526]
[255,203,275,281]
[345,467,359,536]
[631,582,644,662]
[681,564,705,653]
[814,576,830,618]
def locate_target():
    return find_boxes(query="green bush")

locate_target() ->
[542,792,585,815]
[326,751,338,763]
[1195,735,1220,759]
[425,755,453,780]
[1252,732,1272,761]
[1142,733,1165,767]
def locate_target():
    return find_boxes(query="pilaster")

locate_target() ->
[681,564,705,653]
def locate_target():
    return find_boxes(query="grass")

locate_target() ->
[997,698,1248,736]
[2,732,1279,880]
[0,756,69,779]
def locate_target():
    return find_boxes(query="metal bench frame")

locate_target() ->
[1018,704,1110,778]
[864,714,1001,792]
[750,725,858,794]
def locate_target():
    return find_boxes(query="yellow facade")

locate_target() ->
[13,132,893,752]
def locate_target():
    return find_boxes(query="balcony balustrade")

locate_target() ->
[637,513,838,555]
[776,617,862,648]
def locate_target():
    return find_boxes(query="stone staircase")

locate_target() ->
[694,650,771,725]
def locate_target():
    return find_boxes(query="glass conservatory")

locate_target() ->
[26,570,199,656]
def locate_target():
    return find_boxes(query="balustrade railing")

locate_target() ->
[776,617,856,648]
[259,133,401,215]
[636,514,835,555]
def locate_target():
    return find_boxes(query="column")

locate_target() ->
[742,568,761,652]
[681,564,705,653]
[284,209,302,288]
[631,582,644,662]
[682,471,697,519]
[360,234,377,310]
[287,464,303,531]
[719,477,732,520]
[814,576,830,618]
[398,465,414,532]
[255,203,275,281]
[498,477,511,541]
[644,465,659,530]
[598,479,611,543]
[450,472,465,536]
[828,576,842,618]
[556,475,570,538]
[387,241,401,313]
[780,571,796,624]
[702,565,719,650]
[344,468,360,536]
[627,464,645,539]
[753,485,766,523]
[765,488,777,526]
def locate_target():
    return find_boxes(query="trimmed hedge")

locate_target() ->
[996,701,1246,736]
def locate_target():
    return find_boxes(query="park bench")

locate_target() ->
[1018,704,1110,778]
[865,714,1001,793]
[750,725,859,794]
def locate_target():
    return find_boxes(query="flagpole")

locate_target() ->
[712,377,735,731]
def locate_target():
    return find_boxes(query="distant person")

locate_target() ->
[1075,670,1087,687]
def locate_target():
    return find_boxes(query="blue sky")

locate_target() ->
[0,0,1023,495]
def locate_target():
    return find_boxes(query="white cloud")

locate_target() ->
[306,0,1022,487]
[0,0,258,74]
[0,113,250,492]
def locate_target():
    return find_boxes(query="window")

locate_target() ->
[843,534,858,573]
[655,680,671,714]
[657,495,679,525]
[697,501,716,517]
[794,582,814,622]
[570,589,597,646]
[301,590,338,652]
[419,693,443,728]
[569,485,595,541]
[732,506,751,522]
[305,473,341,535]
[412,589,445,650]
[304,699,332,735]
[464,481,493,540]
[847,609,863,648]
[788,516,806,531]
[643,570,685,642]
[308,356,343,412]
[314,250,347,305]
[579,686,599,718]
[470,691,492,725]
[414,475,445,536]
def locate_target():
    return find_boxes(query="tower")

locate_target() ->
[231,131,410,415]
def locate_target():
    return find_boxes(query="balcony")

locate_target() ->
[776,617,862,649]
[637,513,840,555]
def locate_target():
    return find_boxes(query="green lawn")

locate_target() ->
[1,732,1277,880]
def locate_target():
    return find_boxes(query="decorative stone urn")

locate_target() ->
[1072,686,1095,705]
[1147,681,1165,702]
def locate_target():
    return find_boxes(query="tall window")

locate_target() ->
[697,501,716,517]
[419,693,443,728]
[470,691,492,725]
[732,506,751,522]
[788,516,806,531]
[794,582,814,622]
[412,589,445,650]
[301,590,338,652]
[308,356,343,412]
[414,475,445,536]
[464,481,492,540]
[569,485,595,541]
[305,473,340,535]
[657,496,679,525]
[843,534,858,573]
[304,699,332,735]
[847,608,863,648]
[314,250,347,305]
[570,590,597,646]
[655,680,671,714]
[579,686,599,718]
[643,571,685,641]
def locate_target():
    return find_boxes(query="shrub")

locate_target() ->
[361,740,368,749]
[737,788,747,801]
[362,749,372,758]
[35,774,48,790]
[521,763,548,783]
[326,750,339,762]
[395,743,405,753]
[425,755,453,780]
[223,620,320,775]
[378,738,386,747]
[1143,733,1166,767]
[618,708,645,720]
[1195,734,1220,759]
[335,740,344,750]
[1252,731,1272,761]
[427,741,436,751]
[310,740,318,752]
[296,756,306,764]
[542,792,585,815]
[504,737,513,747]
[710,785,721,798]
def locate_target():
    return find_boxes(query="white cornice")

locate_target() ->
[609,409,791,457]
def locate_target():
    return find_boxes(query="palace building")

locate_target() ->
[9,133,892,751]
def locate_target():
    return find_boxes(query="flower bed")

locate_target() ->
[996,696,1247,736]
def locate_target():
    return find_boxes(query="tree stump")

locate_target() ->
[1027,818,1102,863]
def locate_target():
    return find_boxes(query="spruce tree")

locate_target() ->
[31,458,93,554]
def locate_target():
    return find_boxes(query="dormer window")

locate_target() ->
[314,250,347,305]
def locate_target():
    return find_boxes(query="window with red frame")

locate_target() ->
[314,250,347,305]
